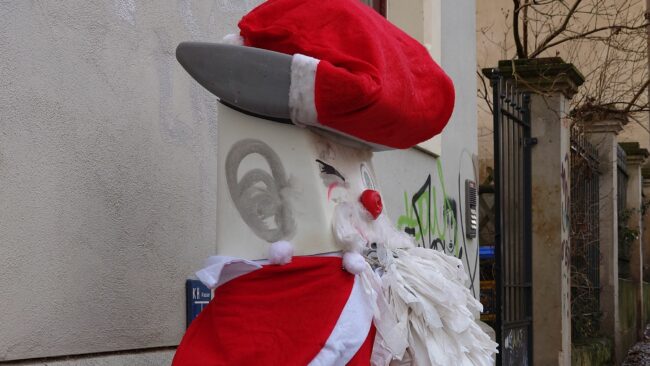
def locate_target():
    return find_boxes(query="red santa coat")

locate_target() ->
[172,256,375,366]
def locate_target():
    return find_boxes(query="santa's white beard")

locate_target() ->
[331,200,414,255]
[331,200,498,366]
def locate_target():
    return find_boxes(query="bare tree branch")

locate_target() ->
[530,23,649,58]
[530,0,583,57]
[513,0,556,13]
[627,113,650,133]
[624,77,650,113]
[513,0,526,58]
[477,70,494,115]
[523,0,530,56]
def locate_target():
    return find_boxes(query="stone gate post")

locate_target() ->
[620,142,649,344]
[583,111,626,363]
[497,57,584,366]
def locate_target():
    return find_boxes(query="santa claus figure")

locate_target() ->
[172,0,497,365]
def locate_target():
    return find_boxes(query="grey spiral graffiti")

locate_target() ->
[225,139,296,243]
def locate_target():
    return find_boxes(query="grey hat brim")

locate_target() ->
[176,42,292,121]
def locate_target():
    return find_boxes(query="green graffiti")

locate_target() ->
[396,160,460,257]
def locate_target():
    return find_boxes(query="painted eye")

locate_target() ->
[360,163,376,190]
[316,159,346,182]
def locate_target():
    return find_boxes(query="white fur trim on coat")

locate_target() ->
[289,54,320,127]
[196,256,262,289]
[308,275,374,366]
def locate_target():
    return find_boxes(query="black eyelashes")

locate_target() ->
[316,159,346,182]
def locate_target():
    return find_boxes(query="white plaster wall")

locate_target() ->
[374,0,479,295]
[439,0,479,294]
[0,0,261,361]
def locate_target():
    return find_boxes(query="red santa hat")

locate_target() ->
[237,0,455,150]
[177,0,454,150]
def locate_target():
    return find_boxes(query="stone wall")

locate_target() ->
[571,338,612,366]
[620,278,641,355]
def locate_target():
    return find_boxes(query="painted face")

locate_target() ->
[216,104,380,260]
[312,136,377,205]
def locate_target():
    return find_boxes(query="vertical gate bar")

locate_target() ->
[520,94,525,324]
[510,82,516,325]
[507,81,514,324]
[516,123,525,319]
[508,82,514,326]
[504,80,510,326]
[504,80,510,325]
[501,79,506,326]
[515,91,521,354]
[513,88,517,322]
[591,150,601,324]
[502,80,507,329]
[512,103,522,320]
[519,92,525,326]
[515,117,520,328]
[492,73,503,365]
[523,93,535,365]
[504,81,509,326]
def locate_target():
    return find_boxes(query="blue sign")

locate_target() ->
[479,246,495,259]
[186,279,212,328]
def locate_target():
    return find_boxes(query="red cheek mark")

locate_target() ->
[327,182,339,201]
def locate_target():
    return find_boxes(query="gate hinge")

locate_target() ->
[524,137,538,147]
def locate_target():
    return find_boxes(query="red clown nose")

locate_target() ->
[360,190,383,220]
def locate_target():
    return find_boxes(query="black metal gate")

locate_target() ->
[617,145,630,279]
[569,125,601,340]
[485,70,533,365]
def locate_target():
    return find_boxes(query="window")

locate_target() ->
[360,0,386,16]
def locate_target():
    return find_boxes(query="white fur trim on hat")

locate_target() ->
[289,54,320,127]
[222,33,244,45]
